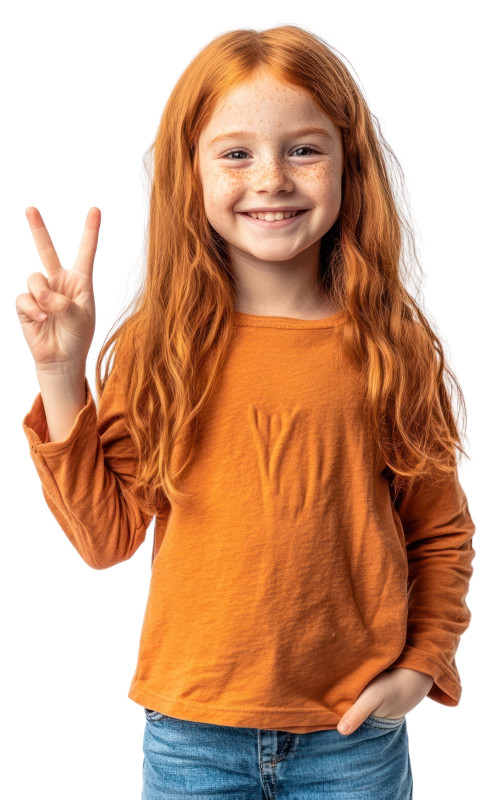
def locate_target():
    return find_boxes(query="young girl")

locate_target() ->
[17,24,475,800]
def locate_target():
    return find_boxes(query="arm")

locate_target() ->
[22,362,155,570]
[386,468,476,706]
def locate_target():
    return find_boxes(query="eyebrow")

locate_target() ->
[207,126,335,148]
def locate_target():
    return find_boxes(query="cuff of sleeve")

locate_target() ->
[386,645,462,706]
[22,377,95,458]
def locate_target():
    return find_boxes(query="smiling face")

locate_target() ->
[196,69,344,274]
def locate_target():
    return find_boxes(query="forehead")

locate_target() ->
[200,72,337,142]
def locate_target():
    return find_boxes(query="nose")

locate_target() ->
[251,157,295,194]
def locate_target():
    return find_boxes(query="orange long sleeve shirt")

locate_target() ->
[22,309,476,733]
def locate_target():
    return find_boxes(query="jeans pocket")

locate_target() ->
[363,714,406,730]
[144,707,167,722]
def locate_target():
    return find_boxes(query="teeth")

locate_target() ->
[247,210,299,220]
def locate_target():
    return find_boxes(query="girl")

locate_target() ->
[17,24,475,800]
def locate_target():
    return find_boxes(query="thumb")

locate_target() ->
[337,716,354,735]
[337,701,376,736]
[37,286,79,325]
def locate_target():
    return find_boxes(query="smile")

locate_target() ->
[238,209,309,228]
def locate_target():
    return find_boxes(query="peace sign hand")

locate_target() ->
[16,207,99,375]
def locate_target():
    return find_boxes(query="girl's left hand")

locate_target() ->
[337,667,434,735]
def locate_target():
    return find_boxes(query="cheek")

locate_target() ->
[203,168,248,214]
[299,162,341,206]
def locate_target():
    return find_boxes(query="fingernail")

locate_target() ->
[339,720,350,733]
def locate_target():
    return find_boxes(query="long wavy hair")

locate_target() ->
[95,24,469,515]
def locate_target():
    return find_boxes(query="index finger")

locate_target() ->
[73,207,102,276]
[24,206,63,275]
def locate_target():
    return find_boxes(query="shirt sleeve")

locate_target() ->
[385,468,476,706]
[22,370,155,570]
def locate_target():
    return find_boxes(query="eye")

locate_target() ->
[291,146,319,156]
[222,146,320,160]
[224,149,249,160]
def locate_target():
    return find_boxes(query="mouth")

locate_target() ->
[237,209,310,228]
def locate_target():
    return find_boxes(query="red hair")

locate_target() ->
[95,24,469,513]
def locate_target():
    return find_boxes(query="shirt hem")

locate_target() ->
[128,679,341,733]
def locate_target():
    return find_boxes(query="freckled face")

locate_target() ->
[196,71,344,266]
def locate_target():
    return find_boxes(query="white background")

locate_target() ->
[2,1,489,797]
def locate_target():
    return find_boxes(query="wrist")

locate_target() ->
[35,361,86,379]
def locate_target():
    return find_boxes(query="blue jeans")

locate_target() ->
[142,708,413,799]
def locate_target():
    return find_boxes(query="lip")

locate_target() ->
[240,207,307,213]
[237,209,309,228]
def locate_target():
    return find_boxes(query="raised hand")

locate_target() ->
[16,207,100,375]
